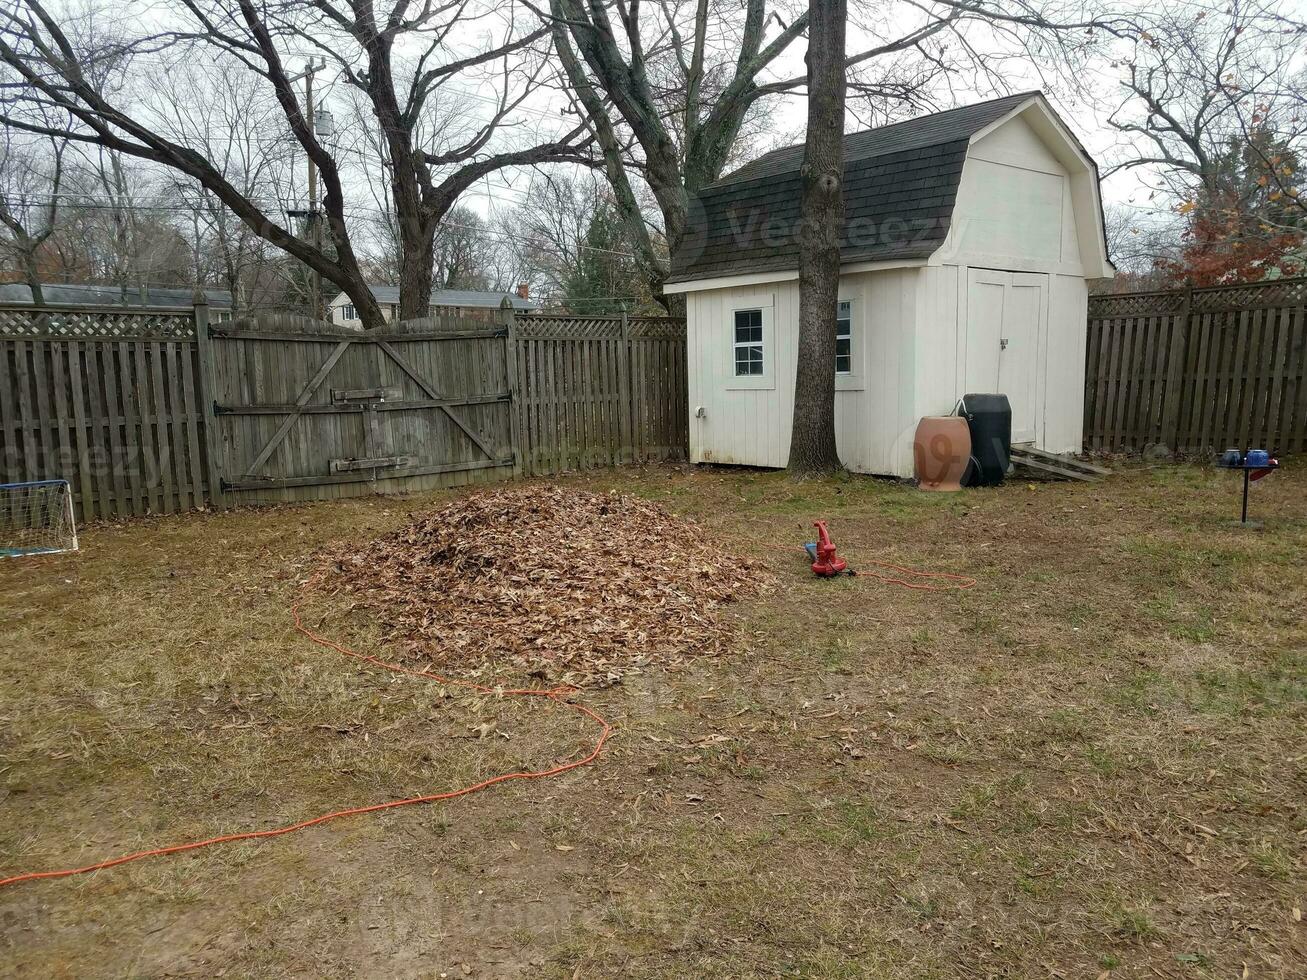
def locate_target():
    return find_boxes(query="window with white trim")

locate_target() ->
[341,304,357,322]
[733,309,764,376]
[835,300,852,374]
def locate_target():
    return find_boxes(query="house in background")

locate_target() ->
[0,282,234,318]
[667,91,1114,479]
[329,285,540,325]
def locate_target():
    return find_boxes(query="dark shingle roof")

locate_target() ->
[0,282,233,308]
[342,285,539,311]
[670,92,1039,283]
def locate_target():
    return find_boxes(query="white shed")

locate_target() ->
[665,92,1114,478]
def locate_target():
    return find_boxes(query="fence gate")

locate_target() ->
[205,313,515,505]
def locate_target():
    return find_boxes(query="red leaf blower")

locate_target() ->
[804,520,847,577]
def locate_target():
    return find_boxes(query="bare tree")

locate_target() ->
[151,66,292,314]
[1106,0,1306,281]
[787,0,845,474]
[0,126,64,302]
[1107,0,1306,220]
[0,0,593,329]
[543,0,1136,308]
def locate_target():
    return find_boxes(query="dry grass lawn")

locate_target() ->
[1,461,1304,979]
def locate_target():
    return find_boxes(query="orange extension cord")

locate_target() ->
[0,595,614,889]
[3,552,969,890]
[855,558,976,591]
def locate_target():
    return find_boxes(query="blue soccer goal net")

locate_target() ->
[0,480,79,558]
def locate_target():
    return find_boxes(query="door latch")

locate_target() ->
[1000,338,1009,350]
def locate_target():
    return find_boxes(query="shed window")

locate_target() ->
[835,301,852,374]
[733,309,764,376]
[341,304,357,321]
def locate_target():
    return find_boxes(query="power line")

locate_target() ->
[0,194,639,258]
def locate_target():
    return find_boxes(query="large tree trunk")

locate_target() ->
[20,246,44,306]
[787,0,846,474]
[398,222,437,321]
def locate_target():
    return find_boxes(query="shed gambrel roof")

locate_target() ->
[669,92,1042,284]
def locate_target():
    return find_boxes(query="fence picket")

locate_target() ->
[1088,277,1307,454]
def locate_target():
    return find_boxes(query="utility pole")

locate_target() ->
[286,58,325,321]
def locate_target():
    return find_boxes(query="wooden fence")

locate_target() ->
[512,314,688,475]
[1086,278,1307,455]
[0,302,688,520]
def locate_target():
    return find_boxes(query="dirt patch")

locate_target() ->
[315,484,774,681]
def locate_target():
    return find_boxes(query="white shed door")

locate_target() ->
[965,269,1047,444]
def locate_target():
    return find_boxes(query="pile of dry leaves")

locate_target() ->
[315,484,773,680]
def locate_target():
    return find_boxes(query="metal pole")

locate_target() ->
[305,61,320,322]
[1241,469,1250,524]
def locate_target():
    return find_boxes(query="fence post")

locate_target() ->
[500,298,524,478]
[1159,283,1193,455]
[192,293,226,509]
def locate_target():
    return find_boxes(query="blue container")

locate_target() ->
[1245,449,1270,467]
[1221,449,1243,467]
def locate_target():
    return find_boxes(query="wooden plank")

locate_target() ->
[0,343,14,482]
[148,341,175,514]
[114,341,143,515]
[100,338,130,514]
[1111,315,1136,451]
[213,393,509,415]
[1251,307,1280,448]
[84,344,114,518]
[1190,311,1215,451]
[65,341,94,523]
[1289,305,1307,452]
[1092,319,1115,450]
[503,313,523,478]
[1009,450,1101,482]
[617,315,634,463]
[1082,319,1099,448]
[13,340,39,478]
[1261,304,1289,452]
[165,343,192,510]
[208,327,504,342]
[1287,304,1306,453]
[132,340,162,512]
[1228,308,1256,450]
[541,339,558,473]
[529,339,543,475]
[29,340,54,482]
[224,456,510,492]
[192,302,225,509]
[49,342,73,490]
[1202,311,1231,451]
[178,342,205,510]
[1134,314,1157,446]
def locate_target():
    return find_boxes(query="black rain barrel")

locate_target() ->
[959,393,1011,487]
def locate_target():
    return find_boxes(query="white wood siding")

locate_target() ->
[688,269,922,475]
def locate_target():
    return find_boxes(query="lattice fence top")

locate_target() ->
[1089,277,1307,319]
[1191,278,1306,312]
[515,313,685,341]
[627,317,687,339]
[0,304,196,340]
